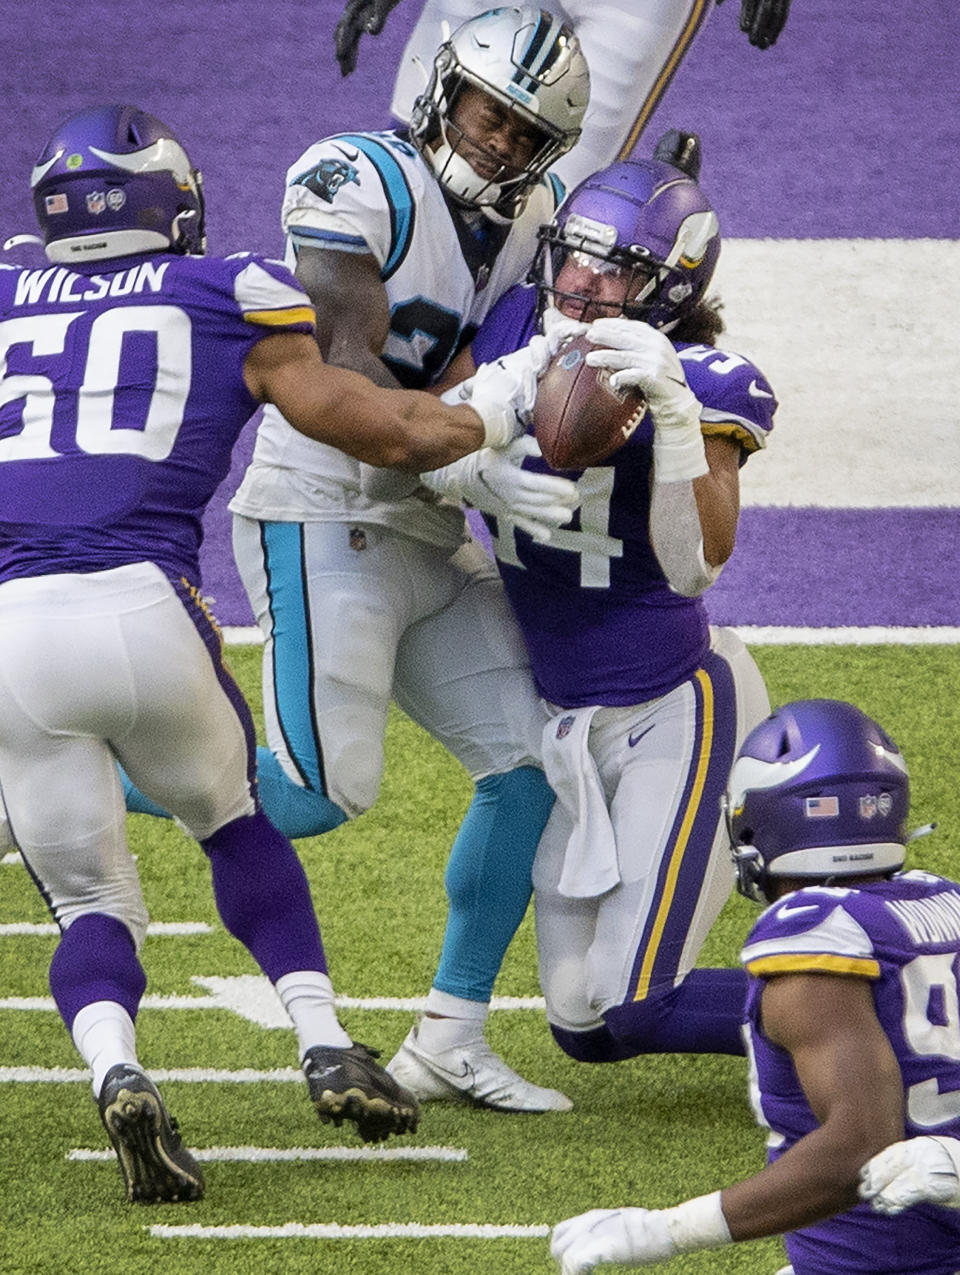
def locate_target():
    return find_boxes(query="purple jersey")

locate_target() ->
[742,870,960,1274]
[0,251,314,586]
[470,284,776,705]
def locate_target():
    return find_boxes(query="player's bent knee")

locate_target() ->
[540,953,599,1032]
[604,989,677,1053]
[550,1022,637,1063]
[317,721,386,819]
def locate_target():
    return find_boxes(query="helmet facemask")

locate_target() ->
[532,160,721,331]
[420,71,564,217]
[534,217,668,324]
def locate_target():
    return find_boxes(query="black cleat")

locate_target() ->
[653,129,703,181]
[303,1042,420,1143]
[97,1064,205,1204]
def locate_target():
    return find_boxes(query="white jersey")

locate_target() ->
[230,129,563,545]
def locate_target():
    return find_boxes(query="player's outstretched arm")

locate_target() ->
[334,0,405,75]
[551,973,904,1272]
[243,332,518,472]
[859,1136,960,1214]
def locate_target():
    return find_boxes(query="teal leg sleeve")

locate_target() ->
[119,752,347,839]
[434,765,555,1003]
[255,746,347,839]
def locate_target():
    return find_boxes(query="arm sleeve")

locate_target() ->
[649,476,722,597]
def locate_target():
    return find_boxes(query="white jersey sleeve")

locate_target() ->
[281,133,416,268]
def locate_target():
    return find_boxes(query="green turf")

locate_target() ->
[2,643,956,1274]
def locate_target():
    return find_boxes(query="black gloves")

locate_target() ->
[334,0,405,75]
[717,0,793,50]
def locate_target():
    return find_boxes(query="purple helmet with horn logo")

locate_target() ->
[31,104,205,263]
[534,158,720,330]
[724,699,911,904]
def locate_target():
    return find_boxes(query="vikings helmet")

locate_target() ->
[534,158,720,330]
[410,6,589,217]
[31,105,206,263]
[724,699,911,904]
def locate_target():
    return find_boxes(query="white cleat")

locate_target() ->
[386,1026,573,1113]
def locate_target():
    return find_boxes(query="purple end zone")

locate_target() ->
[705,508,960,628]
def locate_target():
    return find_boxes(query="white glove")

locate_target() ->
[859,1136,960,1214]
[421,435,579,542]
[551,1208,677,1272]
[542,303,588,355]
[584,317,707,483]
[448,336,552,449]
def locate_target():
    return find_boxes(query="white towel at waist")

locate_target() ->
[541,705,619,899]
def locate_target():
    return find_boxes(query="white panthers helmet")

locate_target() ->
[410,6,589,218]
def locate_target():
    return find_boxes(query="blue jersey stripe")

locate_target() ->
[288,224,369,251]
[336,133,415,280]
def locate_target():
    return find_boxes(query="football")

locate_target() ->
[532,335,647,471]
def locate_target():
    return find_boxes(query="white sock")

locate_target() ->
[71,1000,140,1098]
[417,990,488,1052]
[274,970,352,1056]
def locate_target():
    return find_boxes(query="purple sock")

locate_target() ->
[603,968,749,1056]
[201,810,328,983]
[48,913,146,1031]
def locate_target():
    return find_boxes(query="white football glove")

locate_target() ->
[551,1208,678,1272]
[583,318,707,483]
[542,303,589,355]
[858,1136,960,1214]
[449,335,552,449]
[421,435,579,542]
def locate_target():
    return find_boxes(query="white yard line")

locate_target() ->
[0,1066,303,1083]
[70,1145,468,1163]
[0,989,545,1016]
[150,1222,550,1240]
[731,626,960,645]
[219,626,960,646]
[0,921,212,936]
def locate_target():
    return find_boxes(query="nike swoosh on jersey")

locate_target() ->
[628,725,654,747]
[333,143,360,161]
[748,380,774,399]
[776,902,819,921]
